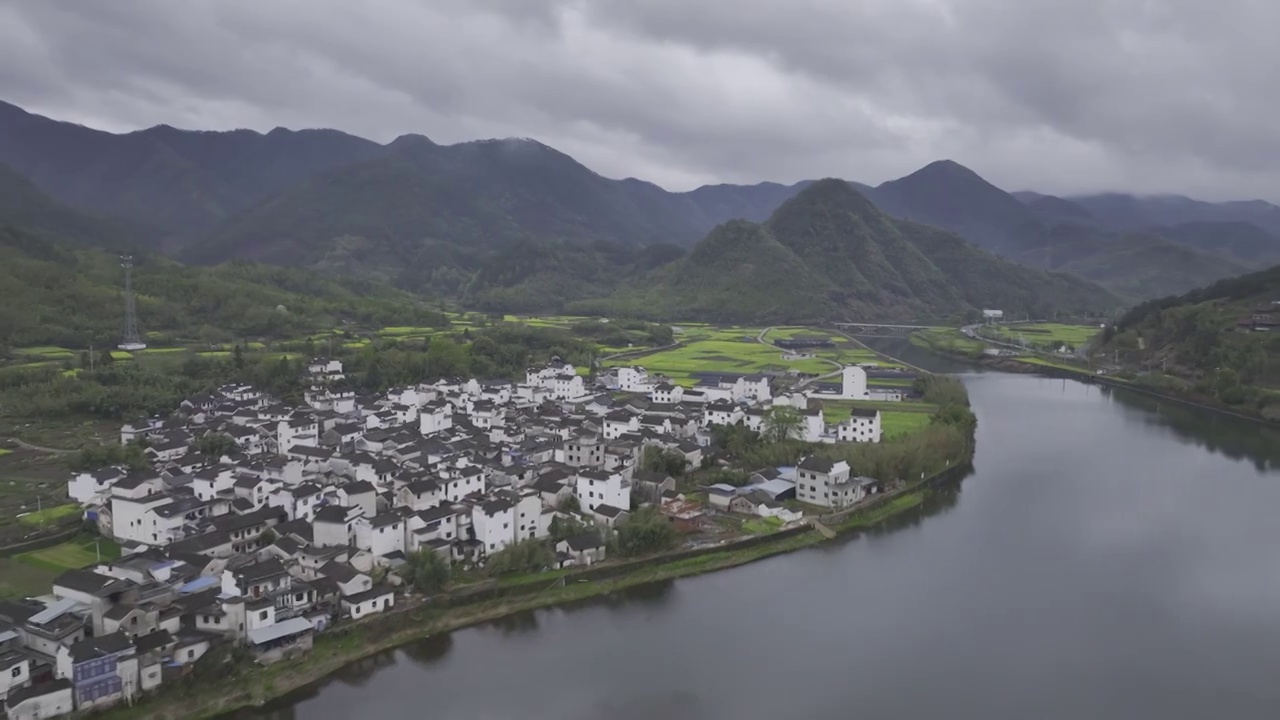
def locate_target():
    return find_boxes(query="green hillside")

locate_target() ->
[1097,264,1280,413]
[579,180,1117,322]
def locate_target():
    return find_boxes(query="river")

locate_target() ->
[235,350,1280,720]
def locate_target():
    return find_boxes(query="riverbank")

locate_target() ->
[94,463,969,720]
[978,356,1280,428]
[909,331,1280,429]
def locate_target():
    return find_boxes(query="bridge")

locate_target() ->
[830,322,945,336]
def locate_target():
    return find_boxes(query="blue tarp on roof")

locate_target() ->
[178,576,219,594]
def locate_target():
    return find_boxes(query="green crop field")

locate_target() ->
[13,346,76,358]
[17,537,121,573]
[608,325,905,386]
[1014,356,1093,373]
[991,323,1101,347]
[881,411,934,438]
[0,558,58,599]
[378,326,443,337]
[19,503,80,526]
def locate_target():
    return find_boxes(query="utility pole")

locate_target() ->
[118,255,146,351]
[89,343,94,373]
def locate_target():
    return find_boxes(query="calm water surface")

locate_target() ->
[239,361,1280,720]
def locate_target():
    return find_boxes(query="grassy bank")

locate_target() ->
[95,477,957,720]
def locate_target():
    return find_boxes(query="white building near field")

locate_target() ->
[839,365,869,400]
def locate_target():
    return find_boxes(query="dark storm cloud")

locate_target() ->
[1,0,1277,199]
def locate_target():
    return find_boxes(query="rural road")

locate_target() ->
[3,437,76,455]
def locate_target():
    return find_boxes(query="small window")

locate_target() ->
[258,610,269,621]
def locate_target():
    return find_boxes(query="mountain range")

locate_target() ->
[2,100,1279,316]
[576,179,1110,322]
[0,158,433,350]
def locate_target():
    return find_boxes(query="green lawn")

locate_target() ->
[742,516,784,534]
[0,448,10,457]
[108,351,135,361]
[19,503,80,526]
[17,537,121,572]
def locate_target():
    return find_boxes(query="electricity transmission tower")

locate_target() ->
[118,255,147,351]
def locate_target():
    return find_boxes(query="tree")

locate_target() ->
[712,422,760,457]
[549,513,590,542]
[197,432,236,459]
[402,549,451,594]
[762,406,803,444]
[616,507,679,557]
[426,336,470,377]
[232,344,245,370]
[485,538,555,576]
[98,349,115,367]
[560,494,581,513]
[642,446,688,477]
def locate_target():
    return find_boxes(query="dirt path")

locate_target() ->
[3,438,77,455]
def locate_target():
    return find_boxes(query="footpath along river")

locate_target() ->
[231,344,1280,720]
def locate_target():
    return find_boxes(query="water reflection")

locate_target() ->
[401,633,454,666]
[1106,387,1280,470]
[223,370,1280,720]
[557,578,676,617]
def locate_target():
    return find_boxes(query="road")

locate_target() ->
[3,437,77,455]
[754,326,843,385]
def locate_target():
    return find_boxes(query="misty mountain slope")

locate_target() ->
[578,180,1116,322]
[0,160,160,251]
[871,159,1046,256]
[0,101,382,242]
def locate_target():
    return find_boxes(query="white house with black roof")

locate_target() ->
[836,408,882,443]
[794,456,878,509]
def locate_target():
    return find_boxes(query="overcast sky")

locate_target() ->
[1,0,1276,199]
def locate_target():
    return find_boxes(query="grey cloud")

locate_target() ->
[1,0,1278,199]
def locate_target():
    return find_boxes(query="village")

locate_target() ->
[0,353,906,719]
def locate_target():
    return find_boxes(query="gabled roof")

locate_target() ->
[593,504,626,518]
[318,560,362,584]
[5,679,73,708]
[564,532,605,551]
[314,505,354,523]
[68,631,134,661]
[797,456,837,473]
[53,569,132,597]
